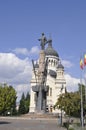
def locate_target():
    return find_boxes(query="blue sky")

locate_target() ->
[0,0,86,100]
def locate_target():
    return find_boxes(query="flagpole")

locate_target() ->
[80,71,84,128]
[83,53,86,125]
[84,53,86,103]
[80,57,84,127]
[84,67,86,103]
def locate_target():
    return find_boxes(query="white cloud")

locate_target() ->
[65,74,80,92]
[13,46,39,56]
[62,60,74,68]
[13,48,29,55]
[14,84,30,102]
[29,46,39,54]
[0,53,32,101]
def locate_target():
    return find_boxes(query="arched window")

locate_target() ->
[49,60,50,62]
[54,60,55,66]
[47,87,49,96]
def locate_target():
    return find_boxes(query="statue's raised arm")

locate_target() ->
[38,33,48,50]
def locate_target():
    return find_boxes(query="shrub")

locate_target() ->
[68,128,75,130]
[63,122,69,130]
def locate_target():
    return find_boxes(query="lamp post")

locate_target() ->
[11,107,13,116]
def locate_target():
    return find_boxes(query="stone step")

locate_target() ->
[20,113,57,119]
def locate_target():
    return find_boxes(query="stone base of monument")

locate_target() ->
[20,112,57,119]
[35,110,45,114]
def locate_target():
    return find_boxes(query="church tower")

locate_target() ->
[29,37,66,114]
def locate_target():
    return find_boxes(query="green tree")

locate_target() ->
[0,84,17,115]
[25,92,30,113]
[78,83,86,117]
[18,92,30,115]
[54,92,81,117]
[54,84,86,118]
[18,93,26,114]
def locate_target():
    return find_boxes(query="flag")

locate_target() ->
[84,54,86,66]
[80,59,83,69]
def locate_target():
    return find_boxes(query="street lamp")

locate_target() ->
[11,107,13,116]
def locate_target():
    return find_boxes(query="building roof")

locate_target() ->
[57,62,64,69]
[45,39,59,57]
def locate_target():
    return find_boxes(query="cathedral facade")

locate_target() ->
[29,39,66,114]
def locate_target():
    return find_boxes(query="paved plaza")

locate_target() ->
[0,117,66,130]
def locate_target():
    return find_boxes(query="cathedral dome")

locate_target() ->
[45,39,59,57]
[57,62,64,69]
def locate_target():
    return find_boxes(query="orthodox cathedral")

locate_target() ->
[29,37,66,114]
